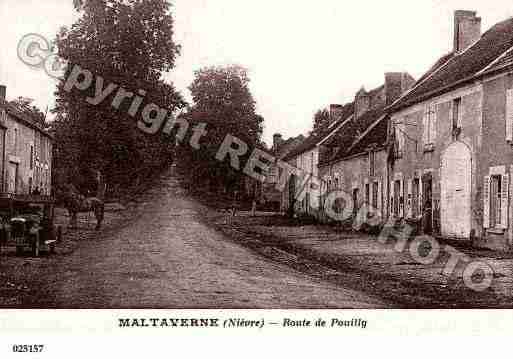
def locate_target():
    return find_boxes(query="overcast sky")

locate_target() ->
[0,0,511,145]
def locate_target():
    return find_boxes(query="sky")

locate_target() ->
[0,0,512,146]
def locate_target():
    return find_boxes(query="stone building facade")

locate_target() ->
[0,86,53,197]
[262,133,304,210]
[388,11,513,250]
[318,73,414,224]
[281,104,354,218]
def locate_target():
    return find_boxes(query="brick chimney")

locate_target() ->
[0,85,5,101]
[454,10,481,53]
[329,104,343,121]
[384,72,416,105]
[355,87,370,119]
[273,133,283,151]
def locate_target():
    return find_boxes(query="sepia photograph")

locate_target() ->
[1,1,513,348]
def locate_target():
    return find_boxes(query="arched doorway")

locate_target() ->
[440,142,472,239]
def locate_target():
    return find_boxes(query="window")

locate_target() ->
[13,128,18,155]
[393,180,401,216]
[30,145,34,170]
[506,89,513,143]
[372,182,379,209]
[452,98,462,140]
[335,177,339,189]
[452,98,462,129]
[484,173,509,229]
[412,178,420,217]
[491,175,502,227]
[42,137,47,163]
[394,123,405,158]
[369,151,375,177]
[365,183,370,204]
[423,104,437,149]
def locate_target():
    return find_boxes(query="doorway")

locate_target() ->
[422,173,433,235]
[352,188,359,218]
[440,142,472,238]
[7,162,18,194]
[288,174,297,215]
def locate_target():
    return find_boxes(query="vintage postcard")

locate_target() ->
[0,0,512,356]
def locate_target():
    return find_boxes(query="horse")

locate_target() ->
[60,171,106,230]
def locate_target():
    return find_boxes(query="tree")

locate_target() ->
[311,108,331,136]
[178,65,264,193]
[53,0,186,193]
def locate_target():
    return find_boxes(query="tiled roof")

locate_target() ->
[391,16,513,110]
[345,115,388,157]
[320,106,386,165]
[274,135,305,159]
[481,46,513,76]
[0,98,52,138]
[283,103,354,161]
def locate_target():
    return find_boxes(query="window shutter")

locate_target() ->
[449,101,454,129]
[400,179,405,218]
[483,175,491,229]
[390,181,395,216]
[501,174,509,229]
[407,179,413,218]
[422,108,428,145]
[430,104,437,143]
[418,177,423,216]
[400,124,406,153]
[506,89,513,142]
[377,181,382,215]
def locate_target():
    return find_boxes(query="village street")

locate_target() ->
[18,172,390,309]
[2,169,512,308]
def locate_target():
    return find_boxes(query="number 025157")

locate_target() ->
[12,344,45,353]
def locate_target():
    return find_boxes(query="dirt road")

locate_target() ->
[29,174,391,308]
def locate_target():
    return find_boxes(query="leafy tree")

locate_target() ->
[178,65,264,193]
[311,108,331,136]
[53,0,186,194]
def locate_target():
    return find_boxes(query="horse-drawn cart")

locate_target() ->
[0,194,62,257]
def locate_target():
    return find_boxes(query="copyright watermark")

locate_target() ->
[17,33,67,80]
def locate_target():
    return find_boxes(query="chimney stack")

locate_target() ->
[454,10,481,53]
[355,87,370,119]
[273,133,283,151]
[329,104,343,121]
[0,85,5,101]
[384,72,416,105]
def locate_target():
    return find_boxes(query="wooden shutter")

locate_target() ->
[501,174,510,229]
[400,178,405,218]
[377,181,382,215]
[407,179,413,218]
[399,124,405,154]
[506,89,513,142]
[419,177,423,216]
[390,180,395,216]
[483,175,491,229]
[430,104,437,143]
[422,107,428,145]
[449,100,455,130]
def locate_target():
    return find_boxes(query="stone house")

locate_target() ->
[318,73,415,224]
[281,103,354,218]
[388,11,513,250]
[0,85,53,196]
[261,133,304,210]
